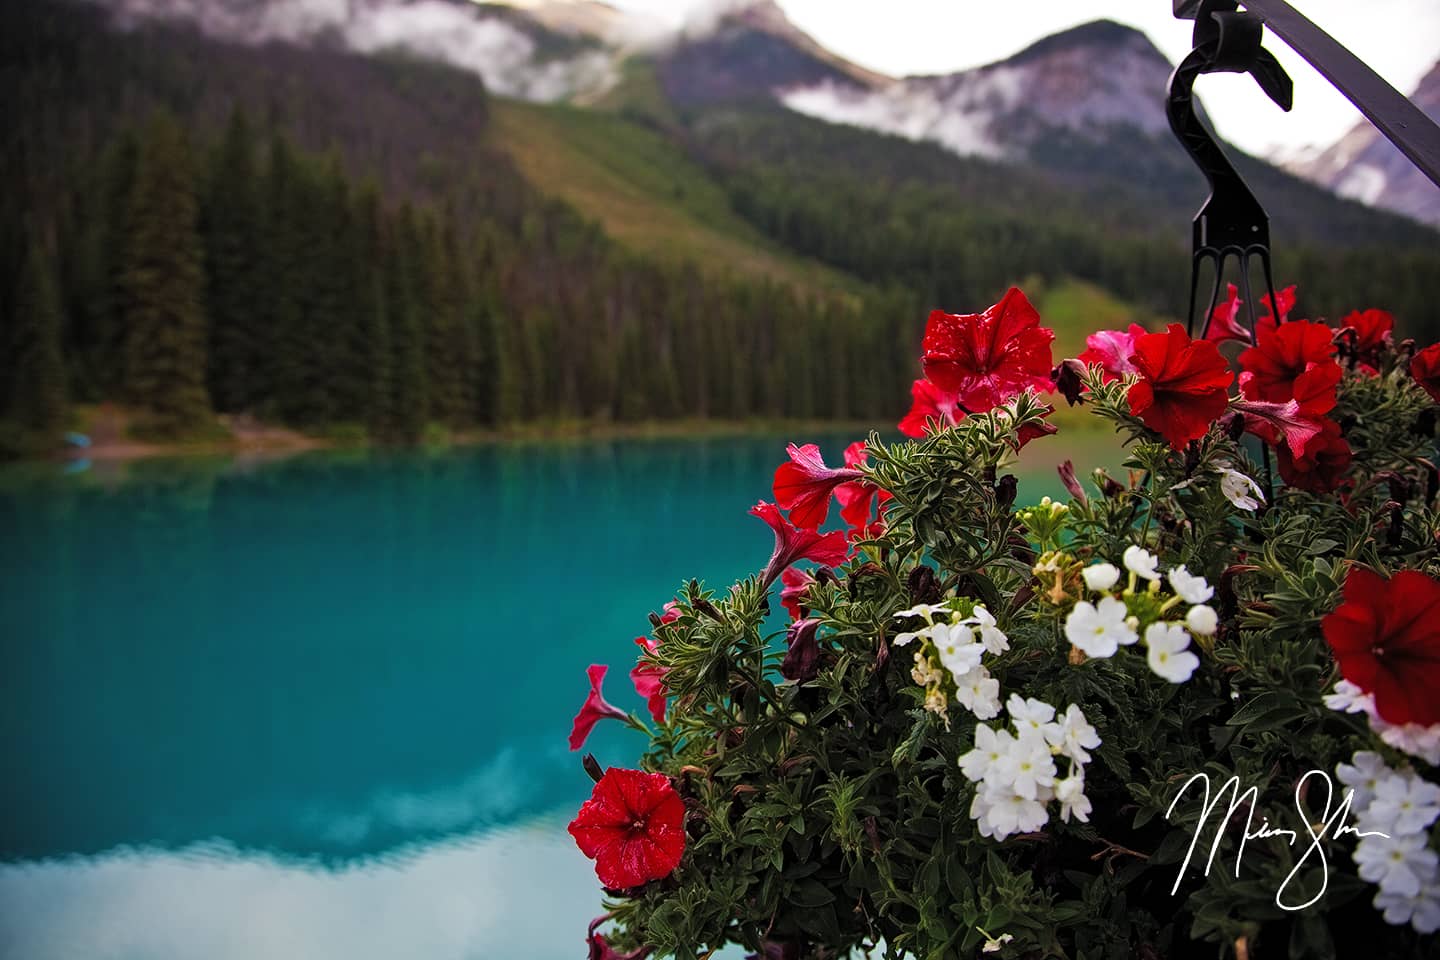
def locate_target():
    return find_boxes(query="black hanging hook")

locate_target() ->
[1166,0,1294,343]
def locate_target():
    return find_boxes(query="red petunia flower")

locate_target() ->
[1015,403,1059,450]
[1321,567,1440,726]
[752,501,849,589]
[1205,283,1294,344]
[1126,323,1234,449]
[921,287,1055,413]
[630,637,667,723]
[780,567,816,621]
[568,767,686,890]
[1339,309,1394,368]
[1077,323,1148,382]
[898,378,964,438]
[1410,343,1440,404]
[569,664,629,751]
[772,443,863,530]
[1231,398,1325,459]
[585,916,652,960]
[1275,418,1353,494]
[834,441,891,538]
[1238,320,1339,404]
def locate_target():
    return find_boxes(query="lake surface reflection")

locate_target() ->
[0,432,1110,958]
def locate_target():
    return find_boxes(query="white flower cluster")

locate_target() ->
[894,601,1008,725]
[1337,750,1440,934]
[959,694,1099,841]
[1325,680,1440,766]
[1063,546,1211,683]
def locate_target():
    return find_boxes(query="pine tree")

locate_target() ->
[351,182,395,438]
[9,242,69,434]
[389,205,428,442]
[119,111,211,435]
[69,131,138,401]
[421,211,466,426]
[258,134,304,423]
[202,108,263,414]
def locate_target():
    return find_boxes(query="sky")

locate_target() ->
[606,0,1440,158]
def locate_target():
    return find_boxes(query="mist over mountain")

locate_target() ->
[780,20,1176,161]
[93,0,622,100]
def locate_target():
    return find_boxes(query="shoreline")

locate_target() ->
[13,403,1116,468]
[28,416,901,467]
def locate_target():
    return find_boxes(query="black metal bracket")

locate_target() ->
[1175,0,1440,188]
[1167,0,1290,342]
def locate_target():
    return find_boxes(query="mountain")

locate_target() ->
[779,20,1175,161]
[95,0,622,101]
[654,0,887,106]
[1287,63,1440,227]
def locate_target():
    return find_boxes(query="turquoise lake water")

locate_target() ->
[0,432,1106,959]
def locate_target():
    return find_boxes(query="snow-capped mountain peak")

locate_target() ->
[1285,62,1440,226]
[780,19,1179,162]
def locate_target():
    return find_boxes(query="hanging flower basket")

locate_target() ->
[568,287,1440,960]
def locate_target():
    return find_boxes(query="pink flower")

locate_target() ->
[585,916,652,960]
[1076,323,1148,382]
[772,443,863,530]
[1205,283,1294,344]
[569,664,629,751]
[751,501,849,589]
[834,441,891,538]
[780,567,816,620]
[898,379,964,438]
[630,638,667,723]
[921,287,1055,413]
[1231,398,1325,459]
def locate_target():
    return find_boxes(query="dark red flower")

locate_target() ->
[586,916,652,960]
[568,767,686,889]
[569,664,629,751]
[630,638,667,723]
[1322,567,1440,726]
[1275,418,1353,494]
[921,287,1055,412]
[1015,403,1058,450]
[780,567,815,620]
[1076,323,1148,382]
[1340,309,1394,367]
[834,441,891,538]
[1205,283,1294,344]
[1232,398,1324,459]
[1238,320,1339,404]
[752,501,849,589]
[780,618,823,683]
[772,443,863,530]
[1126,323,1234,449]
[898,378,964,438]
[1411,343,1440,403]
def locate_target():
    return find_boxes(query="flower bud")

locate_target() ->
[1186,604,1218,636]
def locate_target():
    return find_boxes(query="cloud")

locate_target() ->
[98,0,619,103]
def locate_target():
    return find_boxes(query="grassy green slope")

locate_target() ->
[1030,277,1173,359]
[487,98,856,294]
